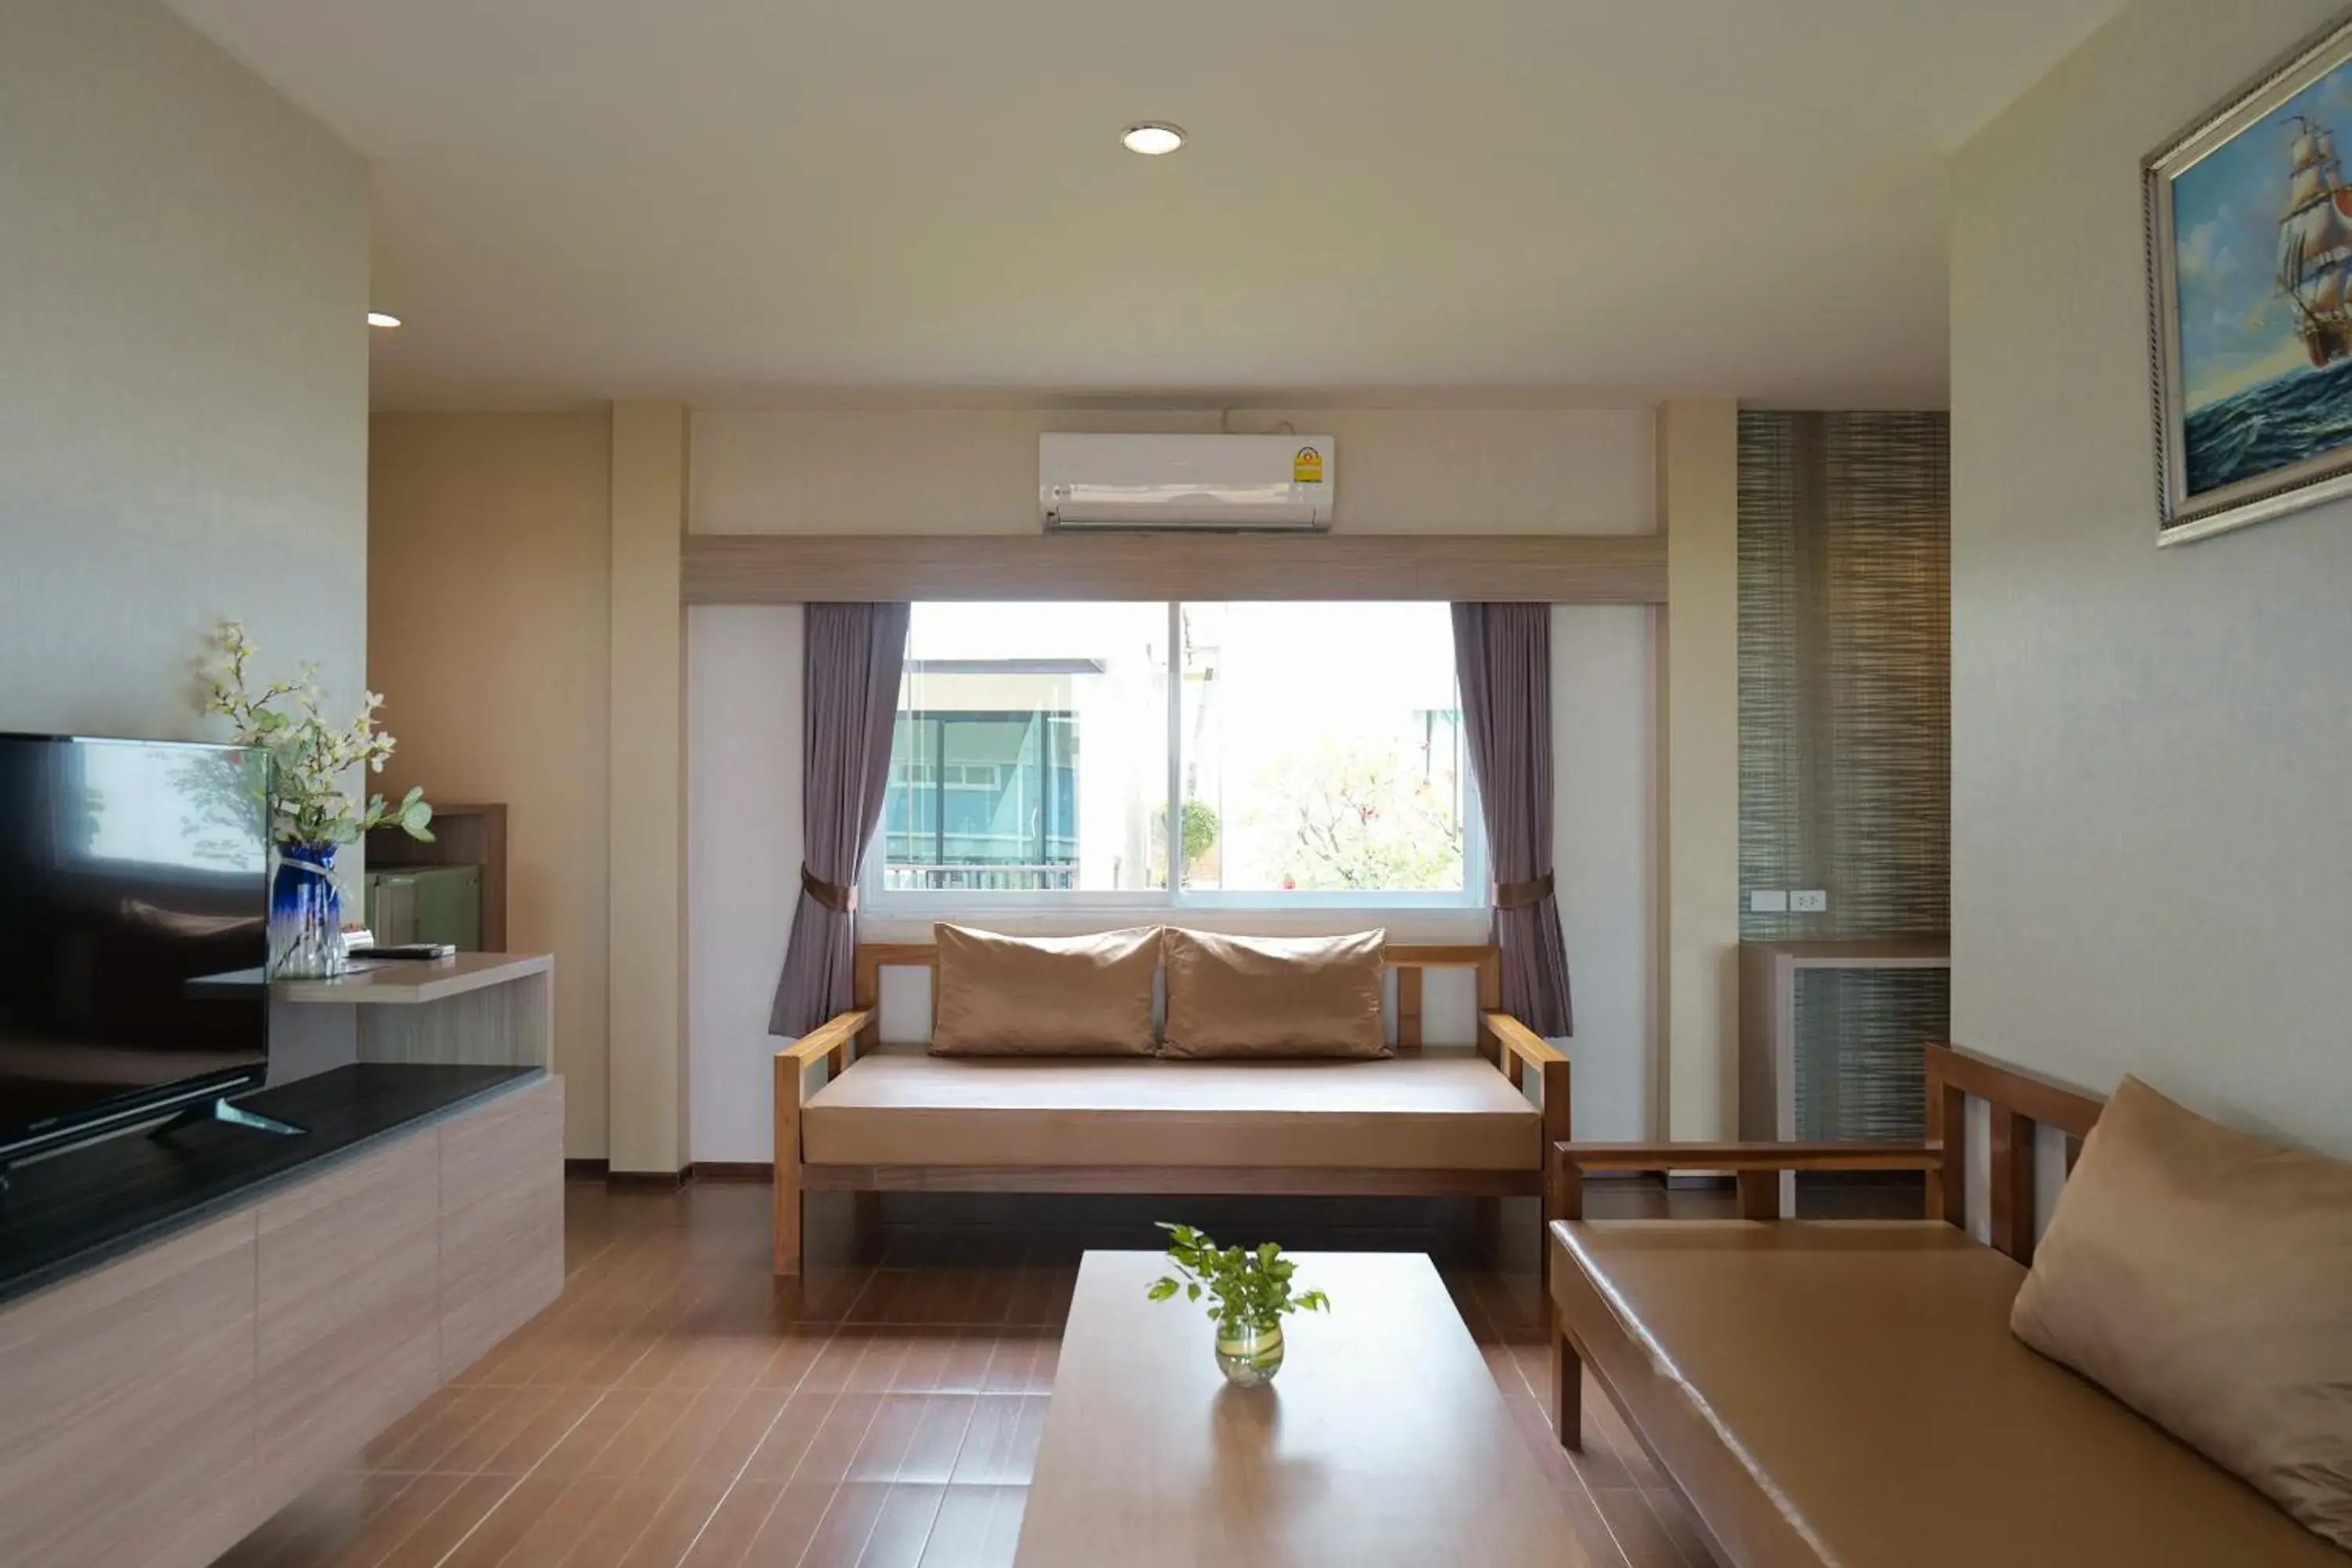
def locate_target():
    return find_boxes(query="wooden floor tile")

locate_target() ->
[314,1472,472,1568]
[797,1479,895,1568]
[917,1485,1026,1568]
[946,1396,1046,1488]
[370,1475,518,1567]
[740,1476,841,1564]
[1592,1483,1702,1568]
[858,1483,949,1568]
[669,1478,780,1567]
[600,1476,729,1568]
[437,1474,570,1566]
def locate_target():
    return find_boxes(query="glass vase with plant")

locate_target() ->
[203,620,434,978]
[1146,1223,1331,1387]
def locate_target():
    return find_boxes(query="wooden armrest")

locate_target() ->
[1549,1141,1944,1222]
[777,1009,875,1073]
[1483,1011,1566,1069]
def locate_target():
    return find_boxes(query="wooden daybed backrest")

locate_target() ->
[850,940,1501,1055]
[1925,1043,2107,1266]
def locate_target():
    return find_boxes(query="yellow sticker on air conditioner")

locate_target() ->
[1294,446,1324,484]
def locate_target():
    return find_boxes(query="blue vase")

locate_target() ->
[270,841,347,978]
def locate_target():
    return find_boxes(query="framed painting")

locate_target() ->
[2148,11,2352,544]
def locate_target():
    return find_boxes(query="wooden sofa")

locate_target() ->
[771,941,1567,1276]
[1544,1045,2343,1567]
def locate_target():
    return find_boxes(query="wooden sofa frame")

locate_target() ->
[1546,1042,2105,1451]
[772,942,1569,1276]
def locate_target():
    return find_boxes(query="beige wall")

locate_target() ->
[691,407,1654,535]
[1951,0,2352,1155]
[368,415,614,1158]
[0,0,368,740]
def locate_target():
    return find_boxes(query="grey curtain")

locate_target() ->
[768,602,912,1036]
[1452,603,1573,1036]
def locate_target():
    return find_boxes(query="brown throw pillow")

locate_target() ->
[2010,1075,2352,1549]
[929,925,1161,1058]
[1160,929,1388,1060]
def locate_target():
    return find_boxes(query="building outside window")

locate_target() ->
[872,601,1482,911]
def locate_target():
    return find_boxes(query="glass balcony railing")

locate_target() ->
[882,862,1078,892]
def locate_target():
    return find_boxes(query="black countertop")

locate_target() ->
[0,1063,541,1308]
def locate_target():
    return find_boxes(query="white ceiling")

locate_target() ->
[165,0,2125,411]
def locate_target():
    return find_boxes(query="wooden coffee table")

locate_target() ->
[1014,1250,1589,1566]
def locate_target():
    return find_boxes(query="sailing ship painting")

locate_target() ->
[2151,21,2352,539]
[2278,115,2352,369]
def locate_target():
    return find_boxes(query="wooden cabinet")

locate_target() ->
[255,1134,441,1505]
[0,1212,259,1568]
[0,1073,564,1568]
[441,1073,564,1377]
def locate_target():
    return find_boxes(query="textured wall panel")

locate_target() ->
[1740,412,1950,1139]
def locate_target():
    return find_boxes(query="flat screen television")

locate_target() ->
[0,733,271,1166]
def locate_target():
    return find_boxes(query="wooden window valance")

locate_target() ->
[681,532,1667,604]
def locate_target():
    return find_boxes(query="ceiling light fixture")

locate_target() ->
[367,311,402,328]
[1120,122,1186,156]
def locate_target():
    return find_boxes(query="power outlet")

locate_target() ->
[1791,889,1829,913]
[1748,890,1789,913]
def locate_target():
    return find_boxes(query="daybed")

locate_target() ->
[1545,1044,2347,1567]
[771,939,1567,1276]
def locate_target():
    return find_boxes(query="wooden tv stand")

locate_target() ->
[0,955,563,1568]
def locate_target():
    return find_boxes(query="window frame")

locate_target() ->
[861,601,1491,918]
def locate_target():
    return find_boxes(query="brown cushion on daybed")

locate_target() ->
[1159,928,1388,1060]
[804,1051,1535,1171]
[2010,1076,2352,1551]
[929,924,1161,1058]
[1548,1219,2345,1567]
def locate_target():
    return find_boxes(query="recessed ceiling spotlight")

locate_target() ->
[367,311,402,329]
[1120,122,1186,156]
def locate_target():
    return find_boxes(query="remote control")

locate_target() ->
[348,943,457,960]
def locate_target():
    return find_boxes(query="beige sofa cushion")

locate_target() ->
[802,1052,1536,1171]
[2010,1076,2352,1551]
[1548,1220,2346,1568]
[1160,928,1387,1060]
[930,924,1160,1058]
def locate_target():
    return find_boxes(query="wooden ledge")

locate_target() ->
[1555,1141,1942,1174]
[267,952,553,1006]
[684,532,1667,604]
[1552,1141,1943,1221]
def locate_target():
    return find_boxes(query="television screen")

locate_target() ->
[0,735,270,1160]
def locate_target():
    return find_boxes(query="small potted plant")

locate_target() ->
[1147,1222,1330,1387]
[204,621,434,977]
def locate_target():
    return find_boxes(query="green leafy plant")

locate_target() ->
[1150,797,1221,879]
[1145,1223,1330,1330]
[202,620,434,848]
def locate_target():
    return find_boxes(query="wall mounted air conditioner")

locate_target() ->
[1039,434,1335,531]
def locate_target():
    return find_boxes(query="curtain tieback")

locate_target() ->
[1492,871,1555,911]
[800,865,859,913]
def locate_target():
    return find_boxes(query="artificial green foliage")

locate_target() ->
[203,620,435,849]
[1145,1223,1331,1331]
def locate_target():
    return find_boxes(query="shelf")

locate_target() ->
[268,951,552,1006]
[1740,938,1950,968]
[193,952,550,1006]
